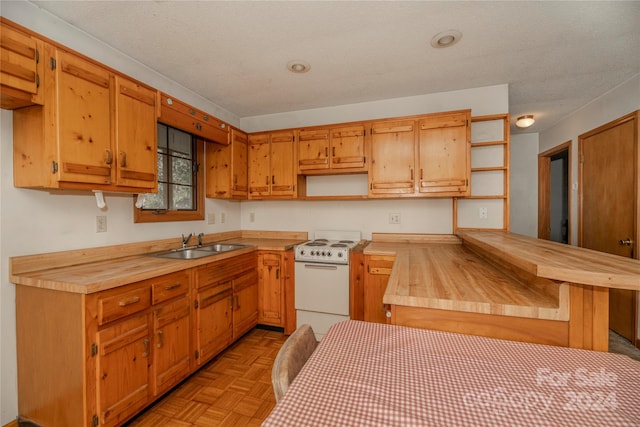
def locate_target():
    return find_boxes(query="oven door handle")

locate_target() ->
[301,263,339,270]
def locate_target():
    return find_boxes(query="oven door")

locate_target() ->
[294,262,349,315]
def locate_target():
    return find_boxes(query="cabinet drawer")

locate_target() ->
[151,270,189,305]
[366,255,395,275]
[98,286,151,325]
[196,252,256,288]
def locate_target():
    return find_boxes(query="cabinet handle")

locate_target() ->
[143,338,149,357]
[325,147,329,157]
[229,295,234,310]
[410,168,414,180]
[272,175,275,185]
[157,330,164,348]
[276,268,280,280]
[332,147,336,157]
[265,176,269,186]
[105,149,113,165]
[118,296,140,307]
[235,295,240,310]
[195,122,202,131]
[120,151,127,168]
[420,169,423,180]
[164,283,181,291]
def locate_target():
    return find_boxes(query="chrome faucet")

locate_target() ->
[181,233,193,249]
[197,233,204,247]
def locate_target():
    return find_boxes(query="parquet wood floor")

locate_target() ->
[125,327,286,427]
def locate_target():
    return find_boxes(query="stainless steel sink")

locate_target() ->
[149,243,249,260]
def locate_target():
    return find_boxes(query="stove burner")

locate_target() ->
[339,240,354,244]
[331,243,348,248]
[305,241,326,247]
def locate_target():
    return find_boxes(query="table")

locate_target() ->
[263,320,640,426]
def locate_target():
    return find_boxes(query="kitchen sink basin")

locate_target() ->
[149,243,249,260]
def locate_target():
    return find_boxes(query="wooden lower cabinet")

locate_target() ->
[194,252,258,366]
[15,252,260,427]
[257,250,295,333]
[363,255,395,323]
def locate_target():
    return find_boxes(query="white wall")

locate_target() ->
[539,73,640,245]
[510,133,539,237]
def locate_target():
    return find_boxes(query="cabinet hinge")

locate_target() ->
[193,163,200,173]
[35,73,40,89]
[35,48,40,64]
[49,57,56,70]
[363,156,366,164]
[579,152,584,163]
[92,414,99,427]
[195,350,200,360]
[91,343,98,357]
[194,300,199,309]
[51,161,58,174]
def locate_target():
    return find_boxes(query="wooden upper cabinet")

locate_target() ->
[248,130,297,199]
[0,21,44,108]
[115,76,157,190]
[206,128,248,199]
[12,45,158,193]
[369,119,416,195]
[298,129,330,171]
[417,110,470,196]
[158,93,229,145]
[297,125,366,174]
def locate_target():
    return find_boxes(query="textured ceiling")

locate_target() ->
[28,1,640,133]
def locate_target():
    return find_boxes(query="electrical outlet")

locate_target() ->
[479,207,488,219]
[389,213,401,224]
[220,212,226,224]
[249,212,255,223]
[96,216,107,233]
[207,213,215,224]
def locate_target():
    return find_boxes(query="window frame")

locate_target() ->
[133,135,205,223]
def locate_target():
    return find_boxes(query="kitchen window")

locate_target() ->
[133,123,204,222]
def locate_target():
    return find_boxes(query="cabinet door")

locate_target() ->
[152,296,191,396]
[369,120,415,195]
[0,23,43,108]
[298,129,330,171]
[95,314,150,427]
[115,76,157,190]
[206,141,231,198]
[270,131,297,197]
[231,129,249,198]
[55,50,114,185]
[418,111,470,196]
[363,255,395,324]
[248,133,271,197]
[195,282,233,365]
[258,252,284,326]
[233,269,259,338]
[331,125,366,170]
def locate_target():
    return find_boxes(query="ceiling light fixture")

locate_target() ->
[515,115,535,128]
[287,60,310,74]
[430,30,462,48]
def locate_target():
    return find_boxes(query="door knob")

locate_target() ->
[618,238,633,246]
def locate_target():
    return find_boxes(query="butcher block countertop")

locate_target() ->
[9,230,307,294]
[366,231,640,321]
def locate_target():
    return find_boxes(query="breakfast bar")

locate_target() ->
[364,231,640,351]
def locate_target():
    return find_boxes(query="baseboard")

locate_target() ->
[636,337,640,349]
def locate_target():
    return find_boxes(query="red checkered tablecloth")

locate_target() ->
[263,320,640,426]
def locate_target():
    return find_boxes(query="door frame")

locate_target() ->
[538,141,571,241]
[578,110,639,348]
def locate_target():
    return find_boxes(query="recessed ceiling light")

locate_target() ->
[287,60,310,74]
[430,30,462,48]
[515,115,535,128]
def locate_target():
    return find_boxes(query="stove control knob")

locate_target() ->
[321,251,326,256]
[300,249,305,255]
[327,251,332,257]
[312,250,317,256]
[338,252,343,257]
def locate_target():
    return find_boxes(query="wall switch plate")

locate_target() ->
[389,213,401,224]
[207,213,215,224]
[479,207,488,219]
[249,212,255,223]
[96,216,107,233]
[220,212,226,223]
